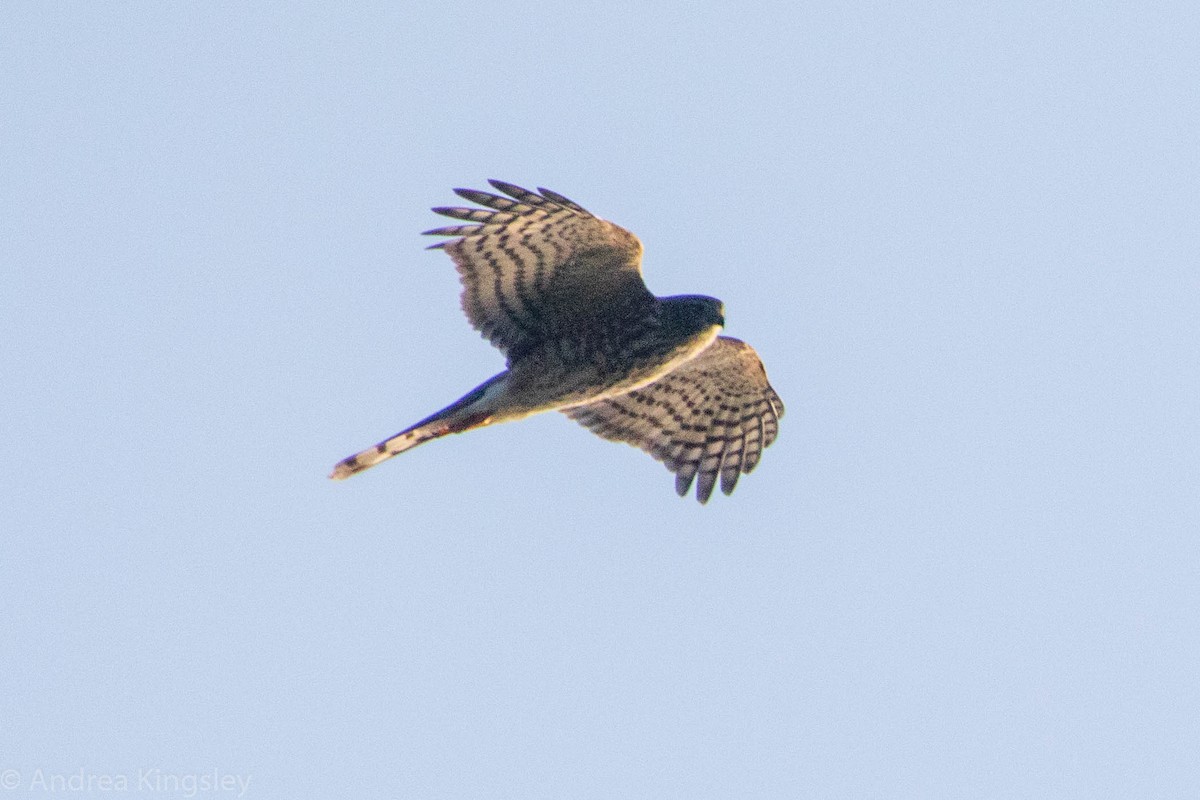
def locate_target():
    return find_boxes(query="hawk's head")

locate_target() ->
[660,294,726,333]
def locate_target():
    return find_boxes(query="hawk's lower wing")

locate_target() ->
[563,336,784,503]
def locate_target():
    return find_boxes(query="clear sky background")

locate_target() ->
[3,2,1198,798]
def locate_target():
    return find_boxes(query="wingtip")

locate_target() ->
[420,229,449,248]
[487,178,528,198]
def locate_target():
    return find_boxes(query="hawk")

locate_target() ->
[330,181,784,503]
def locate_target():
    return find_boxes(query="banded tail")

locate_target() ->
[329,374,504,480]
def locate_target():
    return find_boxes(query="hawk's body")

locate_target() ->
[330,181,784,502]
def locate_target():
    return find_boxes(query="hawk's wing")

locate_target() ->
[425,180,655,361]
[563,336,784,503]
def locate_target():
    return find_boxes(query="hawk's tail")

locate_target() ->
[329,374,505,480]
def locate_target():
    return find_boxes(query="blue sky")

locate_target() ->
[3,2,1198,798]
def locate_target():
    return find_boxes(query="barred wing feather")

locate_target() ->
[425,180,654,361]
[563,337,784,503]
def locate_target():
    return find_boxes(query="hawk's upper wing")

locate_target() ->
[563,336,784,503]
[425,181,655,361]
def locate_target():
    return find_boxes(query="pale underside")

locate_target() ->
[331,180,784,503]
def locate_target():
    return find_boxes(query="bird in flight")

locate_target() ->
[330,180,784,502]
